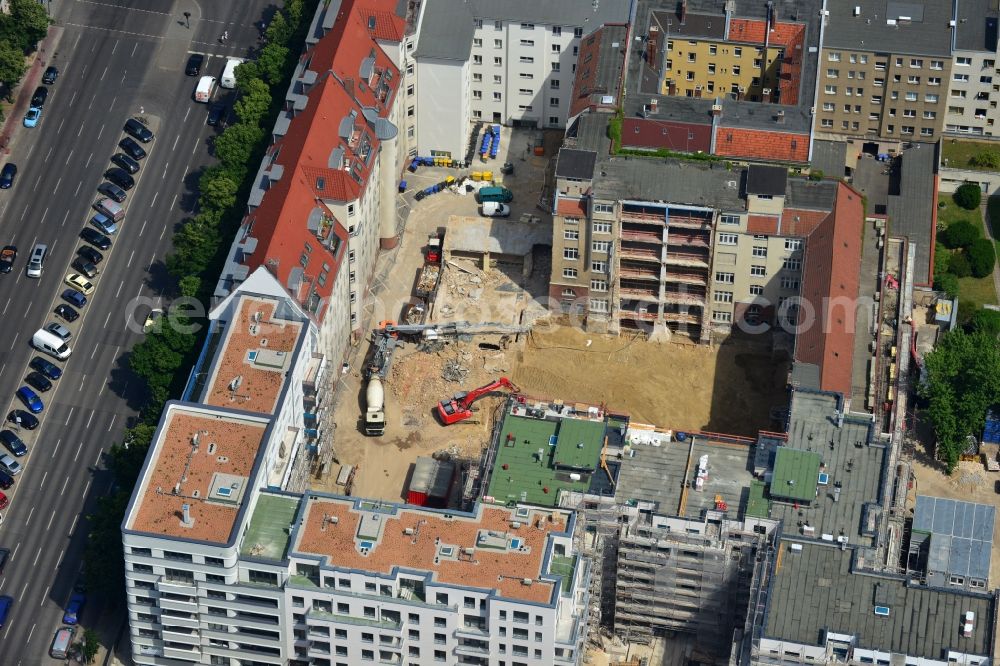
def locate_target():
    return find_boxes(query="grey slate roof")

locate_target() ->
[591,157,745,211]
[769,391,882,545]
[954,0,999,52]
[811,140,849,180]
[555,149,598,180]
[747,165,788,196]
[823,0,953,56]
[887,143,938,285]
[413,0,632,60]
[650,9,726,39]
[765,542,995,660]
[914,495,995,581]
[786,179,838,210]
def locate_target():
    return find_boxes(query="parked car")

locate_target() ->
[30,86,48,107]
[103,168,134,191]
[64,274,95,295]
[79,228,111,251]
[22,107,40,128]
[0,432,26,457]
[25,372,52,393]
[185,53,204,76]
[110,153,140,174]
[45,322,71,341]
[54,304,78,323]
[123,118,153,143]
[76,246,103,265]
[118,137,146,160]
[63,593,85,625]
[481,202,511,217]
[61,289,87,308]
[0,164,16,189]
[90,212,117,235]
[97,181,126,203]
[71,257,99,279]
[29,357,62,381]
[0,494,10,511]
[0,246,14,273]
[0,471,13,490]
[15,387,42,413]
[0,455,21,476]
[42,66,58,84]
[6,410,38,430]
[207,102,226,126]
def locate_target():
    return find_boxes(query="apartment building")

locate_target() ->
[815,0,953,144]
[944,0,1000,136]
[216,0,402,366]
[124,276,590,666]
[411,0,631,159]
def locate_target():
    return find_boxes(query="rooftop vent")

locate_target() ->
[181,503,194,528]
[229,375,243,392]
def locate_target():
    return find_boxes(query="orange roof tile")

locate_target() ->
[295,498,569,604]
[204,296,304,415]
[128,407,269,544]
[557,198,588,217]
[715,127,809,163]
[355,1,405,42]
[795,183,864,397]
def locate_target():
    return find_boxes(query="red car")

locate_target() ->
[0,492,10,510]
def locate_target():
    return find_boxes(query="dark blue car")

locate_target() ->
[61,289,86,308]
[15,387,42,413]
[29,356,61,380]
[63,593,85,625]
[0,595,12,627]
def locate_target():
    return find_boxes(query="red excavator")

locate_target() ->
[436,377,520,425]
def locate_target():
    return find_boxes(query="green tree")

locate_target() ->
[284,0,304,31]
[213,123,264,171]
[970,309,1000,337]
[78,627,101,663]
[200,167,240,212]
[234,60,263,91]
[265,11,292,44]
[6,0,50,52]
[942,220,981,249]
[948,250,972,277]
[970,149,1000,170]
[233,77,272,125]
[934,271,960,299]
[920,329,1000,471]
[178,275,201,299]
[0,40,26,96]
[82,491,130,599]
[107,424,156,483]
[256,43,290,87]
[954,183,983,210]
[968,237,997,278]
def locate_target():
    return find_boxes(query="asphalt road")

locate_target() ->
[0,0,274,662]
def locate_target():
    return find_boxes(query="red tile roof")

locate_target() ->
[622,118,713,152]
[715,127,809,163]
[748,209,829,236]
[354,0,405,42]
[795,183,865,397]
[569,25,627,118]
[557,198,588,217]
[237,0,399,322]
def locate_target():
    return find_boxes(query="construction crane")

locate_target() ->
[437,377,520,425]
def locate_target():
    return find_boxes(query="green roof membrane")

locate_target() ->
[746,479,771,518]
[553,418,605,470]
[240,493,301,560]
[770,448,820,502]
[487,415,599,507]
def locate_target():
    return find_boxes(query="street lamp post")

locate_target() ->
[183,11,191,28]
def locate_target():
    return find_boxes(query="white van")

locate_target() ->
[93,197,124,222]
[194,75,217,103]
[220,57,244,89]
[26,243,47,278]
[50,626,74,659]
[32,329,71,360]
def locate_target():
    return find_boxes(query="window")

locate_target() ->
[750,265,766,277]
[928,76,941,86]
[720,214,740,225]
[826,68,838,78]
[903,109,916,118]
[131,547,152,557]
[519,56,534,63]
[548,116,559,125]
[493,74,502,84]
[564,229,579,240]
[923,110,936,119]
[552,44,561,53]
[784,238,802,251]
[552,26,562,35]
[574,27,584,38]
[715,272,735,283]
[954,73,970,82]
[473,38,482,48]
[714,291,733,303]
[956,56,972,66]
[494,57,502,66]
[591,279,607,292]
[925,93,939,103]
[592,240,609,253]
[909,58,922,68]
[551,62,560,71]
[950,575,965,586]
[783,258,802,271]
[718,233,738,245]
[472,90,482,99]
[780,277,799,290]
[821,118,833,128]
[749,284,764,296]
[825,85,837,94]
[920,127,934,136]
[493,91,502,101]
[594,203,613,214]
[550,79,560,89]
[519,88,532,96]
[734,47,742,57]
[591,260,607,273]
[593,221,611,234]
[907,75,919,84]
[519,72,533,79]
[822,102,834,111]
[589,298,609,313]
[828,51,841,62]
[905,92,917,101]
[549,97,559,106]
[709,44,717,55]
[752,246,767,258]
[713,310,733,323]
[519,39,534,46]
[563,248,578,260]
[901,125,914,135]
[562,268,577,279]
[520,22,534,29]
[473,55,482,65]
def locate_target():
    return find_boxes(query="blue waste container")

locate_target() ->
[398,180,407,193]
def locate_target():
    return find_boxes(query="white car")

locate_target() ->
[481,201,511,217]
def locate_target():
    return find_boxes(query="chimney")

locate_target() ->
[181,503,195,528]
[650,98,659,113]
[768,0,776,30]
[680,0,687,24]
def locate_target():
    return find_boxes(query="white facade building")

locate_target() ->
[411,0,632,159]
[945,0,1000,137]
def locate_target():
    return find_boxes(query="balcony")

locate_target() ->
[663,253,709,268]
[619,309,658,321]
[620,209,665,226]
[159,596,198,614]
[662,291,706,307]
[621,229,662,243]
[663,270,707,285]
[667,214,712,230]
[619,286,659,301]
[306,610,402,631]
[158,578,196,594]
[618,244,661,263]
[663,311,702,325]
[666,233,709,248]
[161,626,200,644]
[618,264,660,280]
[455,642,491,657]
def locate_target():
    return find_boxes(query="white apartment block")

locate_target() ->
[945,0,1000,136]
[411,0,631,159]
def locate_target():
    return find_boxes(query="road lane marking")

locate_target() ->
[127,250,134,267]
[85,152,92,168]
[0,363,5,375]
[97,123,105,140]
[162,162,169,179]
[32,177,39,192]
[73,34,80,50]
[57,118,65,134]
[45,509,55,532]
[116,280,124,297]
[24,506,33,526]
[100,65,108,81]
[73,441,83,461]
[39,588,48,607]
[78,377,85,392]
[31,546,41,567]
[38,471,47,490]
[18,580,27,601]
[26,145,33,159]
[139,220,147,236]
[90,345,98,360]
[60,477,68,496]
[52,178,60,194]
[39,206,49,223]
[2,298,8,315]
[69,514,78,534]
[74,180,81,196]
[183,106,191,122]
[56,549,64,566]
[64,149,73,165]
[88,92,97,110]
[159,225,167,240]
[11,542,18,561]
[8,338,15,350]
[150,191,158,208]
[131,43,138,57]
[52,438,61,459]
[170,193,177,211]
[60,209,70,228]
[65,407,73,425]
[68,91,77,106]
[108,414,117,433]
[82,479,91,499]
[112,39,119,55]
[103,310,112,328]
[109,95,117,111]
[172,134,180,151]
[86,411,94,429]
[77,123,84,137]
[192,138,200,155]
[44,147,52,162]
[94,449,101,466]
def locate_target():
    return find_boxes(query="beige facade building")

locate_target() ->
[814,0,953,144]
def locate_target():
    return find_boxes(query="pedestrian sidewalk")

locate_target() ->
[0,25,64,154]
